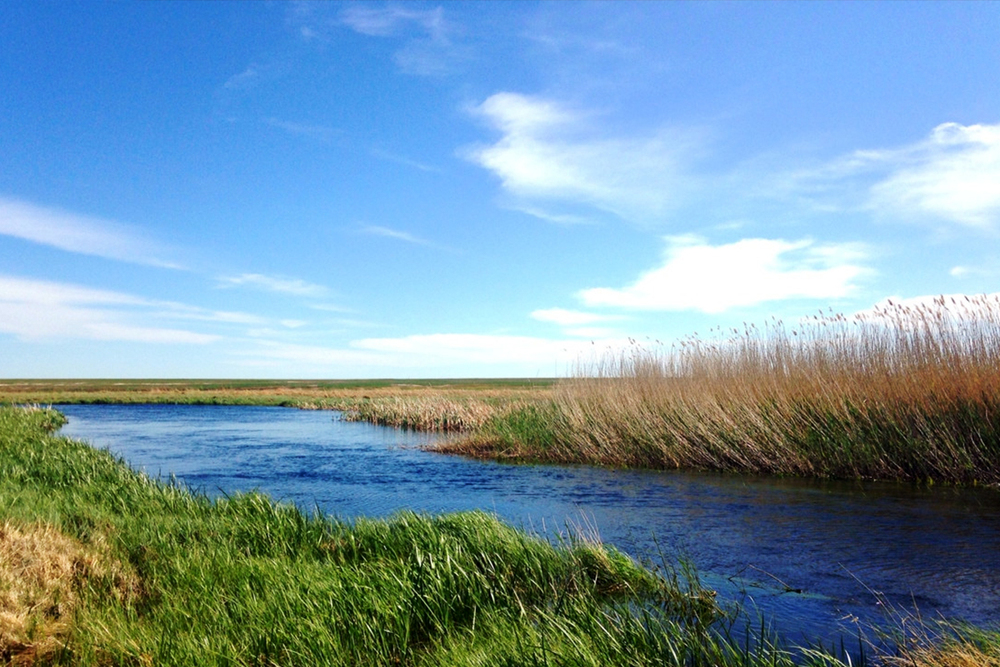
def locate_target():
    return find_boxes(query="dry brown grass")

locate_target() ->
[891,643,1000,667]
[0,522,137,665]
[338,393,545,431]
[458,295,1000,483]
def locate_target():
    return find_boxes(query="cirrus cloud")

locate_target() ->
[216,273,329,298]
[463,92,703,223]
[0,275,219,344]
[0,196,183,269]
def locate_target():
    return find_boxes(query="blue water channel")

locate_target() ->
[56,403,1000,651]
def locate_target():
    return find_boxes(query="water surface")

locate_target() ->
[56,403,1000,649]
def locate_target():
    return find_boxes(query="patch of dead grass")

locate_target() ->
[891,643,1000,667]
[0,521,137,665]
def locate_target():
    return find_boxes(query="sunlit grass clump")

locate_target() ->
[454,295,1000,484]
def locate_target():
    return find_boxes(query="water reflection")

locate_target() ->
[56,404,1000,647]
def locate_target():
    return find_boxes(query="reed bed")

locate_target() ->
[337,394,551,432]
[452,296,1000,484]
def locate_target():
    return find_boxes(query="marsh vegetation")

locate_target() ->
[446,296,1000,485]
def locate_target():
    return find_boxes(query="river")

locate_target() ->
[55,403,1000,650]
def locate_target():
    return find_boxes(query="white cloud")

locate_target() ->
[951,266,972,278]
[0,197,183,268]
[217,273,329,297]
[0,275,219,344]
[866,123,1000,229]
[352,333,623,367]
[950,264,999,279]
[241,333,622,376]
[784,122,1000,230]
[531,308,622,326]
[579,236,868,314]
[463,92,702,222]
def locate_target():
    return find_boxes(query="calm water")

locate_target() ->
[56,403,1000,648]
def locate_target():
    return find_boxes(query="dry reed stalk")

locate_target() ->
[341,395,531,432]
[551,295,1000,481]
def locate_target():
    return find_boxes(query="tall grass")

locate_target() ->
[456,296,1000,484]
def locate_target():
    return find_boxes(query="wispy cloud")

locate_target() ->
[0,197,183,268]
[510,205,594,226]
[351,333,622,367]
[531,308,624,328]
[370,148,441,173]
[579,236,869,314]
[359,224,438,247]
[217,273,329,297]
[307,303,355,314]
[778,122,1000,231]
[339,5,466,76]
[0,275,219,344]
[222,65,259,91]
[463,92,703,223]
[266,118,341,142]
[340,5,446,38]
[238,332,628,376]
[531,307,625,338]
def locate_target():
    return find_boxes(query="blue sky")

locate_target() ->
[2,1,999,378]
